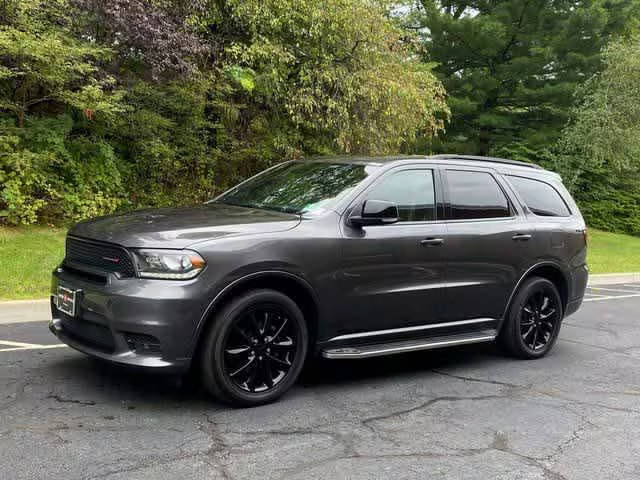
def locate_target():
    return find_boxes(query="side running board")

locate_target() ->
[321,330,496,360]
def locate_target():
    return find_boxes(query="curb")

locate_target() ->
[0,299,50,325]
[588,272,640,286]
[0,299,49,306]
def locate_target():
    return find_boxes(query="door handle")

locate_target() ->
[420,238,444,247]
[512,233,532,241]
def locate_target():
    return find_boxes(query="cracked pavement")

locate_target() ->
[1,289,640,479]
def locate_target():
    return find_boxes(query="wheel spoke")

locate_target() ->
[541,295,550,311]
[539,322,554,337]
[271,318,288,342]
[271,338,294,349]
[252,357,267,391]
[244,361,259,392]
[229,356,255,377]
[536,291,545,311]
[263,359,274,388]
[261,311,270,335]
[225,346,251,355]
[531,328,539,349]
[248,312,262,337]
[522,325,534,339]
[540,308,556,320]
[266,353,292,368]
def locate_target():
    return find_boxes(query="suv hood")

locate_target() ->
[69,203,301,249]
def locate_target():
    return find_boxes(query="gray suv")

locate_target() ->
[50,155,588,406]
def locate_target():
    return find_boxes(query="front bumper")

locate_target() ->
[50,266,210,372]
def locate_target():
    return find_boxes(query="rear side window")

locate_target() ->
[446,170,511,220]
[507,175,571,217]
[366,169,436,222]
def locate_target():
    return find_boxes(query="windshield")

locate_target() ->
[214,161,377,215]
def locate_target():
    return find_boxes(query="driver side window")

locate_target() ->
[366,169,436,222]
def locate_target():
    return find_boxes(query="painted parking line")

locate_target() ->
[583,293,640,302]
[0,340,42,347]
[0,345,68,352]
[588,287,640,295]
[0,339,67,353]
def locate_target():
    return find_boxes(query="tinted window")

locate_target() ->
[366,169,436,222]
[447,170,510,220]
[508,175,571,217]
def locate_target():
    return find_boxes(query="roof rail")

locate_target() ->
[430,154,543,170]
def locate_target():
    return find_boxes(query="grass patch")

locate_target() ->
[0,226,66,300]
[0,226,639,300]
[588,228,640,274]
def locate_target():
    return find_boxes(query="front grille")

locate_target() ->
[61,265,108,284]
[65,237,136,278]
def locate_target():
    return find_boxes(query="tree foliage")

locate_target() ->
[557,36,640,235]
[71,0,209,79]
[406,0,640,160]
[0,0,122,126]
[3,0,639,236]
[0,0,125,224]
[0,0,448,225]
[216,0,448,154]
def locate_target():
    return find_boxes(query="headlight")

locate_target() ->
[131,249,206,280]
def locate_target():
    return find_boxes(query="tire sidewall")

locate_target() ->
[202,289,308,407]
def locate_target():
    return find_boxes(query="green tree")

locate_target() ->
[110,77,219,207]
[209,0,449,156]
[405,0,640,160]
[1,0,450,225]
[0,0,122,126]
[558,36,640,235]
[0,0,126,224]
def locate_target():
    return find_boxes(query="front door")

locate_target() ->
[336,167,448,335]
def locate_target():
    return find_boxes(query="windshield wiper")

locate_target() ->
[268,205,300,214]
[213,200,255,209]
[214,201,300,215]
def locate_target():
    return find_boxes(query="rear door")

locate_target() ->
[441,167,535,321]
[505,174,587,301]
[336,166,448,334]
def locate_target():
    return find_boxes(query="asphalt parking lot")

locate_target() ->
[2,284,640,480]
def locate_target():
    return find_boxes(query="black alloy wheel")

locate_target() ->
[499,276,563,359]
[223,305,298,393]
[519,287,560,351]
[200,289,308,407]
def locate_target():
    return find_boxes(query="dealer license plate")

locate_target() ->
[57,286,77,317]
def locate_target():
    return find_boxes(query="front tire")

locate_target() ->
[200,289,308,407]
[499,277,563,359]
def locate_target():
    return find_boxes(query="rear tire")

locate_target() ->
[200,289,308,407]
[499,276,563,359]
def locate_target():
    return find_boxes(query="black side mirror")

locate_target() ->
[349,199,399,227]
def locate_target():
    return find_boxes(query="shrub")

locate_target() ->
[0,115,125,225]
